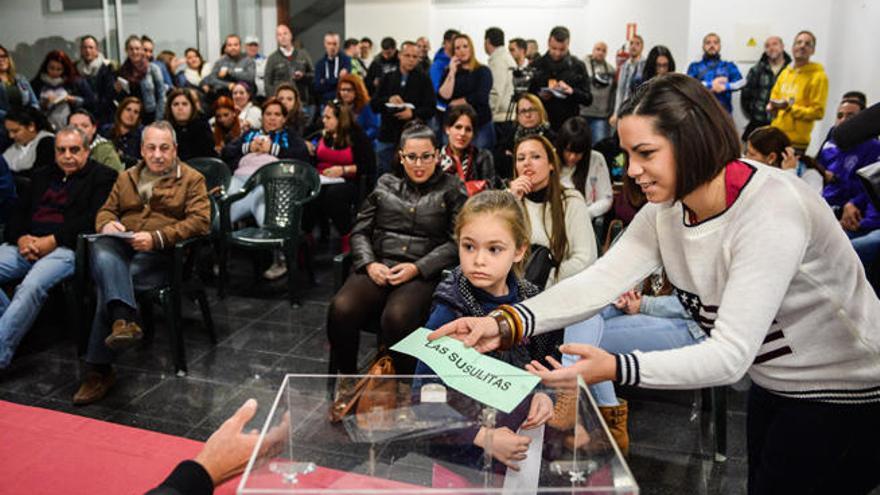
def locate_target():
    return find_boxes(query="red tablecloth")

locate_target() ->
[0,400,206,495]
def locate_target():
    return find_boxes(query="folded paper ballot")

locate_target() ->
[385,102,416,110]
[391,328,540,413]
[84,231,135,240]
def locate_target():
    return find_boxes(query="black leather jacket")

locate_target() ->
[350,169,467,279]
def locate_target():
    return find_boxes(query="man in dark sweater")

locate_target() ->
[527,26,592,130]
[365,37,399,95]
[0,126,117,368]
[370,41,436,176]
[264,24,314,103]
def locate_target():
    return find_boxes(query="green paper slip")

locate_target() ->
[391,327,541,414]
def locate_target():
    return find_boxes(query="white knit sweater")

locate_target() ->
[513,161,880,403]
[559,150,613,219]
[521,189,597,287]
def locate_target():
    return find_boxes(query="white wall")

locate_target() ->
[345,0,873,154]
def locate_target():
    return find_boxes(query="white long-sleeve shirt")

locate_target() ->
[513,161,880,403]
[522,189,597,287]
[560,150,614,219]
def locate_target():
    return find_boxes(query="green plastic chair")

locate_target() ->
[217,160,321,306]
[187,157,232,234]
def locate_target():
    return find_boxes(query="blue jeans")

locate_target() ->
[229,176,266,227]
[86,237,169,365]
[586,117,611,143]
[375,141,397,178]
[847,228,880,266]
[0,243,75,368]
[563,306,701,406]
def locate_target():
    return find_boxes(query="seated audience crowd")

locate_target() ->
[1,20,879,495]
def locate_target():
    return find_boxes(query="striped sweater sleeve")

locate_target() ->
[510,203,663,339]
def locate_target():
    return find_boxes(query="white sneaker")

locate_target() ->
[263,252,288,280]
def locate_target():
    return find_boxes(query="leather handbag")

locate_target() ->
[329,355,398,428]
[524,244,555,289]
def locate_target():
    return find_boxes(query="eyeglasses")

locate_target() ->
[55,146,83,154]
[400,152,437,164]
[517,108,538,116]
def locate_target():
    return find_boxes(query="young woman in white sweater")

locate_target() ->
[432,74,880,494]
[556,116,613,219]
[507,134,597,288]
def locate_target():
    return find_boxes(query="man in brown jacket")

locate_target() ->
[74,121,211,405]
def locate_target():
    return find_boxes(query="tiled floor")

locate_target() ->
[0,250,753,494]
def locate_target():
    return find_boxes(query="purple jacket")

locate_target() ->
[819,137,880,231]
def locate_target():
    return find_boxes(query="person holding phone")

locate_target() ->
[438,34,495,150]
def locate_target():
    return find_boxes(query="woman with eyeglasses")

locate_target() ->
[99,96,143,168]
[494,93,555,179]
[327,122,467,377]
[302,101,375,254]
[336,74,378,142]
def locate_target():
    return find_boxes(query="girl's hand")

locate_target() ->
[474,427,531,471]
[521,392,554,430]
[525,344,617,389]
[428,316,500,353]
[508,176,532,200]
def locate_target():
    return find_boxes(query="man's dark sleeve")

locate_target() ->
[413,74,436,122]
[4,175,32,245]
[55,164,117,249]
[568,60,592,107]
[833,102,880,151]
[144,460,213,495]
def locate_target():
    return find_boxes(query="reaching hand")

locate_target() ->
[780,146,797,170]
[525,344,617,389]
[194,399,289,486]
[428,316,501,353]
[130,231,155,252]
[520,392,554,430]
[101,220,126,234]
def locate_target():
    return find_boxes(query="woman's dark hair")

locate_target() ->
[513,134,569,270]
[164,88,199,126]
[747,125,826,177]
[746,126,790,167]
[184,47,204,72]
[261,97,289,120]
[556,116,592,194]
[642,45,676,82]
[325,99,355,149]
[444,103,477,131]
[68,108,97,126]
[398,120,437,149]
[124,34,142,51]
[111,96,143,139]
[618,73,741,201]
[212,96,241,148]
[38,50,80,85]
[5,106,51,132]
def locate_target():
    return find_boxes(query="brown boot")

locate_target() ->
[599,399,630,456]
[548,390,577,430]
[104,319,143,350]
[73,370,116,405]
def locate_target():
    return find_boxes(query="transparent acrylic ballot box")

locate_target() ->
[238,374,638,494]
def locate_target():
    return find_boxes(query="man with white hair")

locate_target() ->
[0,126,116,368]
[74,121,210,405]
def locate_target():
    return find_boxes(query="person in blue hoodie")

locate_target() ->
[819,98,880,266]
[314,32,351,105]
[686,33,744,114]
